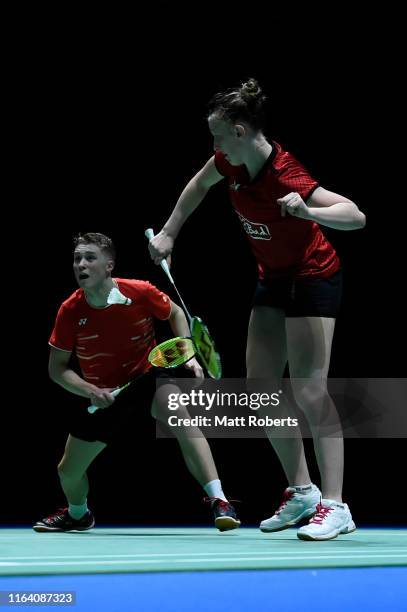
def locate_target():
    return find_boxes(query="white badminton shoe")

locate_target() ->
[260,484,321,532]
[297,499,356,541]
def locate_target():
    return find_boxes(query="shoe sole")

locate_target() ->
[215,517,241,532]
[32,520,95,533]
[259,507,317,533]
[297,522,357,541]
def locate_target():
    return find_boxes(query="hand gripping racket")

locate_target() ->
[87,336,195,413]
[145,228,222,379]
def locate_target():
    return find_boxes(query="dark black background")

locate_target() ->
[4,9,404,528]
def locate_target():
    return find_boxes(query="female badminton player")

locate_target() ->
[148,78,366,541]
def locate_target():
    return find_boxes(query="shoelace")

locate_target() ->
[275,490,294,515]
[309,502,333,524]
[47,508,68,522]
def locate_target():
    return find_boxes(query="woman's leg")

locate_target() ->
[247,306,311,485]
[286,316,343,501]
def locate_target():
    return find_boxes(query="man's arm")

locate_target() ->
[167,301,203,378]
[149,157,223,264]
[167,301,191,337]
[49,347,115,407]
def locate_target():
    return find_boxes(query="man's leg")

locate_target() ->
[58,434,106,504]
[33,435,106,532]
[152,383,240,530]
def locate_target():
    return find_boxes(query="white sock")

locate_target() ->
[203,479,227,502]
[68,501,88,520]
[292,483,313,494]
[322,498,345,508]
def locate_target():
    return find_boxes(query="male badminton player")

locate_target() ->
[33,233,240,533]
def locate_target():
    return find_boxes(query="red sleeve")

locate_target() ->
[49,303,75,352]
[142,282,172,320]
[276,154,319,202]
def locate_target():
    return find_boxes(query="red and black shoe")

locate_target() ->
[204,497,241,532]
[33,508,95,533]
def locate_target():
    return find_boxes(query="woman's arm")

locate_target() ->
[149,156,223,263]
[277,187,366,231]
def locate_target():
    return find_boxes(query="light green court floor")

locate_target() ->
[1,528,406,576]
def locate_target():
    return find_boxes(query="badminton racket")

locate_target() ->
[87,336,195,413]
[145,228,222,379]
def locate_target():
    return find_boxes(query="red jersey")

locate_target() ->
[215,142,340,279]
[49,279,171,388]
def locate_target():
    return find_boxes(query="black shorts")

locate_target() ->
[252,270,343,318]
[68,367,195,445]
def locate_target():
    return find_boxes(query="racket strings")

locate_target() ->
[148,337,195,368]
[191,318,222,379]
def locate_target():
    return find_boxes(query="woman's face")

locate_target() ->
[208,114,244,165]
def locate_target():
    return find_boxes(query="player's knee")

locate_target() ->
[151,399,168,423]
[57,460,84,481]
[152,400,189,425]
[292,380,328,412]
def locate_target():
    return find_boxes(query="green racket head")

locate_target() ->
[148,337,196,368]
[190,317,222,379]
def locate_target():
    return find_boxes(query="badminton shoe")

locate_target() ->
[297,499,356,540]
[260,484,320,532]
[204,497,241,531]
[33,508,95,532]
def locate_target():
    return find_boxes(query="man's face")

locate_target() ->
[73,243,113,289]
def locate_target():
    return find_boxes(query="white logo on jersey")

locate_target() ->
[79,318,87,326]
[236,212,271,240]
[230,180,240,191]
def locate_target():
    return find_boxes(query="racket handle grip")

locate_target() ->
[145,228,174,283]
[87,387,122,414]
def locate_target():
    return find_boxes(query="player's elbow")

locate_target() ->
[353,208,366,229]
[358,211,366,228]
[48,366,59,383]
[346,202,366,230]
